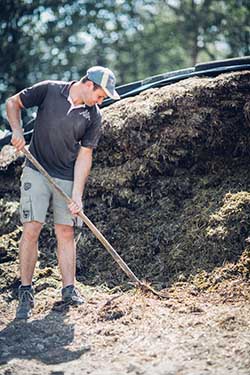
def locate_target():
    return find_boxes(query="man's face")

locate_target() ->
[84,83,107,106]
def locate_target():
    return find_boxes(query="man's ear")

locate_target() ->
[85,80,94,90]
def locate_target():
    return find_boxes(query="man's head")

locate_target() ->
[78,78,107,106]
[81,66,120,100]
[76,66,119,107]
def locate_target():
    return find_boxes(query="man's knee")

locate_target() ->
[22,221,42,243]
[55,224,74,241]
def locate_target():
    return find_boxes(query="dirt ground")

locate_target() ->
[0,279,250,375]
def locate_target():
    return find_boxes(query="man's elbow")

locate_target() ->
[6,94,23,112]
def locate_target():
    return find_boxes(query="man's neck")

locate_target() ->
[69,82,85,106]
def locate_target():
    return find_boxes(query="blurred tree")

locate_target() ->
[0,0,249,125]
[124,0,250,78]
[112,3,189,82]
[157,0,226,65]
[221,0,250,57]
[0,0,70,123]
[0,0,148,123]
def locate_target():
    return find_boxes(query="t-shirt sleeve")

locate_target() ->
[19,81,49,108]
[81,108,102,149]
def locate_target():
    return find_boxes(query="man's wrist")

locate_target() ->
[72,189,83,199]
[13,127,23,135]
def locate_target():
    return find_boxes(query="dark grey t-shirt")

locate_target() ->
[20,80,102,180]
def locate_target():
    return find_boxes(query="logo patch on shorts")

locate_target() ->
[24,182,32,191]
[23,210,30,219]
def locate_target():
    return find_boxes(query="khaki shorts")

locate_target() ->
[20,166,80,226]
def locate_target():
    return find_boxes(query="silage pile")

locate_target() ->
[1,70,250,292]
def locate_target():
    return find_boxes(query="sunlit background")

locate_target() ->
[0,0,249,124]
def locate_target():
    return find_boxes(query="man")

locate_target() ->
[6,66,120,319]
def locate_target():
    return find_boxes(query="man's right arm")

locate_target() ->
[6,93,25,151]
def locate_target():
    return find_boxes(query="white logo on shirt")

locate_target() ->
[79,110,90,121]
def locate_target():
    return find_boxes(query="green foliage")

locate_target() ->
[0,0,249,123]
[221,0,250,57]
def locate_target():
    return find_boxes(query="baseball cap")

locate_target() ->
[87,66,120,100]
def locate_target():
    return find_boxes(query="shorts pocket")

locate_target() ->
[20,197,33,222]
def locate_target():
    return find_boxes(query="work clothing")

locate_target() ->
[61,284,85,305]
[16,285,34,319]
[20,80,102,180]
[20,166,80,226]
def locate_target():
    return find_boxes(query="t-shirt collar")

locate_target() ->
[61,81,87,114]
[61,81,76,98]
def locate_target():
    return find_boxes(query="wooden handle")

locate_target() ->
[22,147,142,286]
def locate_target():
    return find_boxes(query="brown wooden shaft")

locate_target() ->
[22,147,142,286]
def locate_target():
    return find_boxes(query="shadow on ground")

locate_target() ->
[0,302,89,366]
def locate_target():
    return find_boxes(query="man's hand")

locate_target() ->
[11,129,25,151]
[68,194,83,216]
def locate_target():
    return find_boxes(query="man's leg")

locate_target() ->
[19,166,50,284]
[17,166,51,319]
[20,221,42,285]
[55,223,84,304]
[53,176,84,304]
[16,221,42,319]
[55,224,76,287]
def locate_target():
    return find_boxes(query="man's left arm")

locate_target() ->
[68,146,93,215]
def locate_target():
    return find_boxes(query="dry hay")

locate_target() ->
[0,145,22,169]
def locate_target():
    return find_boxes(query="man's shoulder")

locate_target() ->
[45,80,70,91]
[28,80,69,97]
[31,79,67,88]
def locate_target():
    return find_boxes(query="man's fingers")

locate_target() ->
[68,201,82,216]
[12,138,25,148]
[11,133,25,151]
